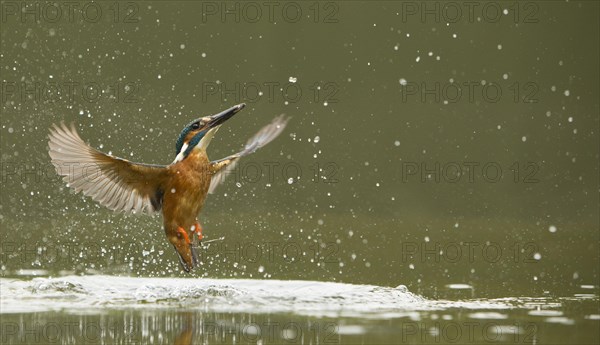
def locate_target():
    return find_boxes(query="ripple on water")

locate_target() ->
[31,279,88,294]
[545,317,575,325]
[528,310,564,317]
[134,284,245,303]
[1,275,425,317]
[446,283,473,289]
[468,312,508,319]
[337,325,368,335]
[1,275,597,321]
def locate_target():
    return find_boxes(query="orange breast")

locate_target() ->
[162,151,212,230]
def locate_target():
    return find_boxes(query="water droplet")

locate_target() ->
[313,136,320,143]
[549,225,557,233]
[399,78,407,86]
[287,177,294,184]
[288,76,297,83]
[533,253,542,260]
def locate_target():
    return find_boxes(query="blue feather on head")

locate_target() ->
[175,119,206,158]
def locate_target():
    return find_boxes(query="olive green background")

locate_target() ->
[0,1,598,344]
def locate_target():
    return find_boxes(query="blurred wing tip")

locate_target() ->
[275,113,290,122]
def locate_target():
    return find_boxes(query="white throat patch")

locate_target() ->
[198,126,220,150]
[172,143,189,163]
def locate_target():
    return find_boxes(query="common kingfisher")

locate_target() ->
[48,104,288,272]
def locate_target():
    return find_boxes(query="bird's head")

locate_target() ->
[173,103,245,162]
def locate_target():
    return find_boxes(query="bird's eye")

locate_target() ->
[192,122,200,130]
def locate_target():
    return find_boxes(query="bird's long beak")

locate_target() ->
[193,104,246,152]
[174,244,199,273]
[206,103,245,129]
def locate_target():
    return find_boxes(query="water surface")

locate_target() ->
[1,1,598,344]
[1,274,598,344]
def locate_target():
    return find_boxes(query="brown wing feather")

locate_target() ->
[48,123,168,214]
[208,115,289,194]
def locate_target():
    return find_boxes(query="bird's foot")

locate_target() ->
[192,222,203,241]
[177,226,191,245]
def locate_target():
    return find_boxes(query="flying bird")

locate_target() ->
[48,104,288,272]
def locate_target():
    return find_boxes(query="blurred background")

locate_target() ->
[1,1,598,343]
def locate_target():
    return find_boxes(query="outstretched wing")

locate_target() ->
[208,115,289,194]
[48,123,169,214]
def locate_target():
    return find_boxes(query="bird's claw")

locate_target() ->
[192,222,203,241]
